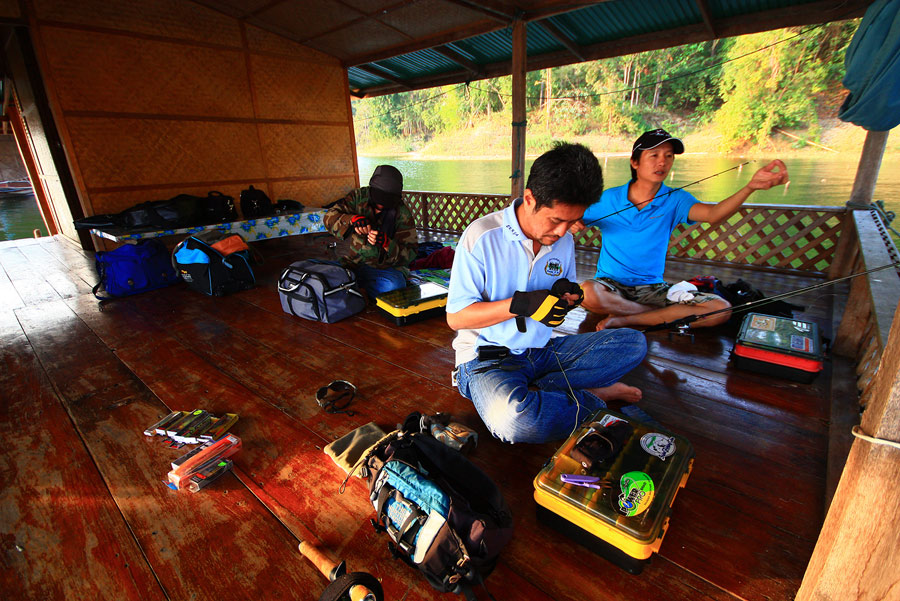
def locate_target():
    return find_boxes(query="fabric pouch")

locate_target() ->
[324,422,388,476]
[210,234,249,256]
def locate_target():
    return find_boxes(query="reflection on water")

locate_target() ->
[359,155,900,214]
[0,193,47,242]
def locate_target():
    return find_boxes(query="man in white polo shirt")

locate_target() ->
[446,142,647,444]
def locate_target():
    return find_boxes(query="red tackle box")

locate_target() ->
[732,313,824,383]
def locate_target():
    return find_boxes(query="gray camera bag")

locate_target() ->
[278,259,365,323]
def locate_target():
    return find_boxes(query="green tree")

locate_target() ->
[714,22,858,151]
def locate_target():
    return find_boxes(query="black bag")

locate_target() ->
[359,413,513,594]
[76,192,236,232]
[240,185,273,219]
[278,259,365,323]
[202,191,238,224]
[274,199,304,214]
[121,194,204,230]
[92,239,178,300]
[172,232,255,296]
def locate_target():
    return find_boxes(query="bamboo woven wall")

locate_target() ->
[27,0,357,221]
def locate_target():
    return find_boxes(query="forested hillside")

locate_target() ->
[353,21,867,156]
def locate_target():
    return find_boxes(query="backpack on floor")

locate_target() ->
[277,259,365,323]
[93,239,178,299]
[172,232,255,296]
[358,413,514,595]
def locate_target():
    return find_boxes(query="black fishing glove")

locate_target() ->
[372,230,390,250]
[510,289,568,327]
[550,278,584,309]
[349,214,370,229]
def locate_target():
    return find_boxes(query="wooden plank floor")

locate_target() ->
[0,234,847,601]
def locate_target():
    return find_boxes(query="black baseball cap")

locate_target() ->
[632,129,684,154]
[368,164,403,208]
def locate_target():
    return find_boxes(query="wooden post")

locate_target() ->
[510,18,526,199]
[848,130,889,205]
[797,299,900,601]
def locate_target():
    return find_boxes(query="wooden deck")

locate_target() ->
[0,233,850,601]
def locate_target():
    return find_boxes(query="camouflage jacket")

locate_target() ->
[323,187,417,274]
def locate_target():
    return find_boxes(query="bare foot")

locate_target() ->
[587,382,642,403]
[595,315,624,331]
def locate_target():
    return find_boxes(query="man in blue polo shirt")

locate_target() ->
[575,129,789,329]
[447,142,647,444]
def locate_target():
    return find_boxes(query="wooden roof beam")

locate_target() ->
[694,0,717,38]
[433,45,483,75]
[443,0,513,22]
[539,19,586,61]
[344,18,505,67]
[355,64,413,90]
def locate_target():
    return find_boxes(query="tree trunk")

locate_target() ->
[653,72,661,108]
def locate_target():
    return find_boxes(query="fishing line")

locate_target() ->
[644,261,900,332]
[551,346,584,439]
[581,161,752,228]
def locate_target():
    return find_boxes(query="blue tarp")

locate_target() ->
[839,0,900,131]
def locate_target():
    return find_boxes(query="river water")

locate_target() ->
[360,154,899,211]
[3,154,897,241]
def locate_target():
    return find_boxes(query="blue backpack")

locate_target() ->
[93,239,178,300]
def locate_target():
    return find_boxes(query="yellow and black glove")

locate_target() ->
[510,289,568,329]
[550,278,584,308]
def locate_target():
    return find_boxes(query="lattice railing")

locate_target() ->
[404,191,510,234]
[404,192,849,274]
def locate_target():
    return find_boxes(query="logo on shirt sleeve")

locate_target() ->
[545,258,563,276]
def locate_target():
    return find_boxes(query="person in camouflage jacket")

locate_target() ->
[323,165,417,298]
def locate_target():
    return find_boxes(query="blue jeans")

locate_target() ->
[456,329,646,444]
[354,264,407,298]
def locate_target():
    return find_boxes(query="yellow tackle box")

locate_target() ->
[375,282,448,326]
[533,409,693,574]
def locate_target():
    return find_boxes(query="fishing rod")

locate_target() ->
[582,161,752,228]
[643,261,900,333]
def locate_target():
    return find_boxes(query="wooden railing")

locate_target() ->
[831,208,900,408]
[404,191,847,274]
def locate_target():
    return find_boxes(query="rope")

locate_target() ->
[851,425,900,450]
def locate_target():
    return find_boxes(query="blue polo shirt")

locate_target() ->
[582,182,699,286]
[447,199,576,366]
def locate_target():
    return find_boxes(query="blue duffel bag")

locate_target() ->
[93,239,178,300]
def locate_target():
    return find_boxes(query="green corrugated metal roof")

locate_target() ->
[347,0,869,96]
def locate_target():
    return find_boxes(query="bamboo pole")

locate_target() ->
[510,19,526,199]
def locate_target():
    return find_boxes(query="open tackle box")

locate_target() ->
[375,282,448,326]
[533,409,693,574]
[732,313,824,383]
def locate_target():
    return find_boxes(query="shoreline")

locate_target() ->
[357,149,897,161]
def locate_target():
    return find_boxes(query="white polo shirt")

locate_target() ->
[447,198,576,366]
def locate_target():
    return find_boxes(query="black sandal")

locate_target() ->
[315,380,357,415]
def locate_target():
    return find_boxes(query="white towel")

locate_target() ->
[667,281,698,303]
